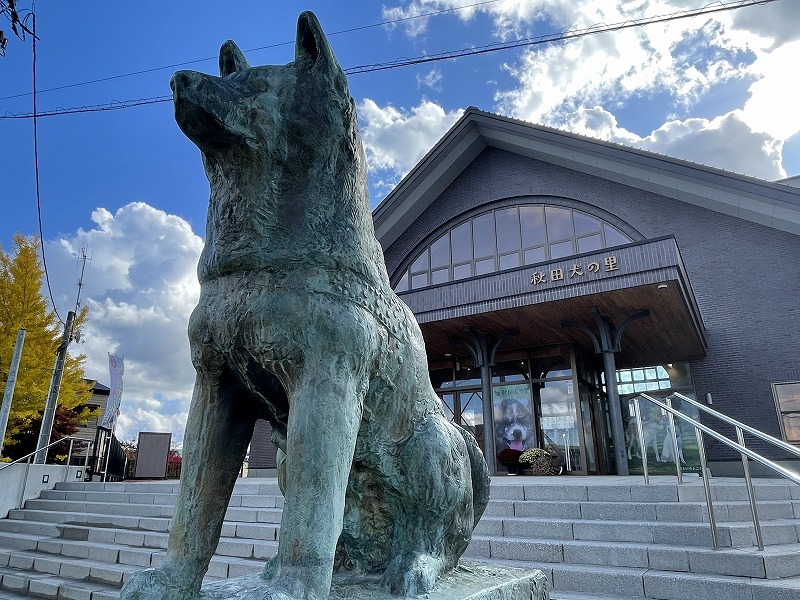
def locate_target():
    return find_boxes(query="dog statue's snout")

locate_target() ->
[170,71,190,95]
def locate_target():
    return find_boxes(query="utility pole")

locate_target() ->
[33,246,91,464]
[0,328,26,456]
[34,310,74,464]
[33,247,90,464]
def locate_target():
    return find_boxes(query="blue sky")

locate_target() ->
[1,0,798,443]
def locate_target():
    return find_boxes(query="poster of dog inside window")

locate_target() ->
[493,383,535,455]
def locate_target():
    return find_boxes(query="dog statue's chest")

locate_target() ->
[324,270,409,342]
[192,267,409,350]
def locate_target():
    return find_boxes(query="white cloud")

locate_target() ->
[416,67,443,91]
[382,2,434,38]
[383,0,582,41]
[47,202,202,444]
[358,99,463,185]
[732,0,800,49]
[493,9,754,123]
[740,40,800,141]
[562,106,785,180]
[381,1,796,180]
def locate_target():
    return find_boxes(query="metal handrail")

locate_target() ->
[669,391,800,458]
[635,393,800,551]
[0,436,92,471]
[0,436,94,511]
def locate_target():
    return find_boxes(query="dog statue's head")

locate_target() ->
[170,12,360,174]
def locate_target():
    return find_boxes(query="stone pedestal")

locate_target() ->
[200,561,549,599]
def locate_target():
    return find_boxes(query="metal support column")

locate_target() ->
[563,307,649,476]
[450,328,518,475]
[599,327,628,475]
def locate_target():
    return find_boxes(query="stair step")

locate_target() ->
[40,489,285,510]
[0,562,232,599]
[477,557,800,600]
[550,593,643,600]
[53,481,281,496]
[8,509,172,533]
[2,477,796,600]
[0,562,126,599]
[20,498,285,525]
[475,515,800,547]
[0,588,49,600]
[9,509,279,544]
[491,479,800,502]
[23,499,175,519]
[482,498,800,522]
[0,544,267,585]
[466,537,800,578]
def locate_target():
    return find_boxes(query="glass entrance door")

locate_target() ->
[441,391,485,454]
[536,379,585,473]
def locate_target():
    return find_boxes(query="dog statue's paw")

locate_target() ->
[381,552,444,597]
[241,588,296,600]
[120,566,194,600]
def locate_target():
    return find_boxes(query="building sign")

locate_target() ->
[530,255,619,286]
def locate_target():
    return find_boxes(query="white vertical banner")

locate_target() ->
[99,353,124,429]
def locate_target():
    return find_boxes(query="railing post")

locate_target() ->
[737,427,764,550]
[634,396,649,485]
[102,430,112,482]
[635,391,800,553]
[18,456,31,510]
[64,438,75,482]
[664,396,683,484]
[84,441,92,475]
[695,427,719,549]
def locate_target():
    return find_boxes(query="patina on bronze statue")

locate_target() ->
[120,11,490,600]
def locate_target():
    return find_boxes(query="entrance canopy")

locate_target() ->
[398,236,706,367]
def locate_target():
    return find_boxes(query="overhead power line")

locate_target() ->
[346,0,779,74]
[29,12,63,323]
[0,0,780,120]
[0,0,505,101]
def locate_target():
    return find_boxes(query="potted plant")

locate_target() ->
[497,448,524,475]
[519,447,559,476]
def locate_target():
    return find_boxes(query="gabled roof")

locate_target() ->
[83,379,110,394]
[373,107,800,249]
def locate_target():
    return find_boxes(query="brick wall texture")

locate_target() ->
[383,147,800,461]
[249,419,278,469]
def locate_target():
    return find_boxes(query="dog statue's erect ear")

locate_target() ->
[295,11,340,75]
[219,40,250,77]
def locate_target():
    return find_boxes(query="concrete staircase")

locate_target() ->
[0,476,796,599]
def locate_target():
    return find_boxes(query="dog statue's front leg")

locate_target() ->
[262,365,365,599]
[121,362,255,600]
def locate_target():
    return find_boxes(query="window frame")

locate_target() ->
[394,204,633,292]
[772,381,800,444]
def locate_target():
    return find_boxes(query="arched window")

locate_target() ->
[394,205,632,292]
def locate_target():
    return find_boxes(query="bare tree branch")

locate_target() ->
[1,0,37,57]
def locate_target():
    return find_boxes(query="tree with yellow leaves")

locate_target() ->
[0,234,93,458]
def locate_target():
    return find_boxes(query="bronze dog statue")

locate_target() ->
[121,11,489,600]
